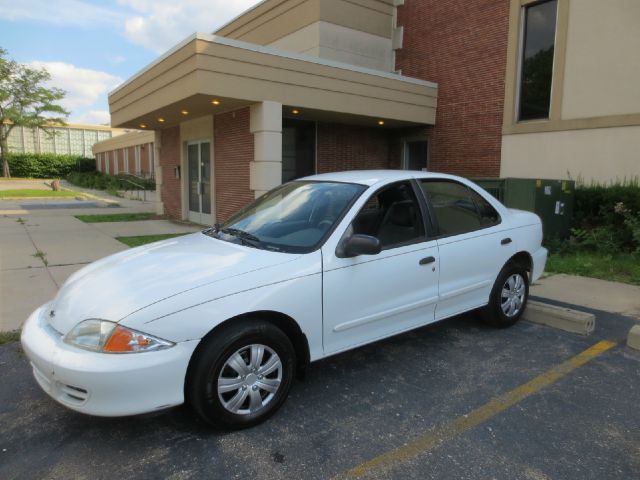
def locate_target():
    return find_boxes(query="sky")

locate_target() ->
[0,0,261,125]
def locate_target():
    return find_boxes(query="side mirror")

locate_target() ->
[343,234,381,257]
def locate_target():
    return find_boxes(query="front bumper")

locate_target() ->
[21,305,199,417]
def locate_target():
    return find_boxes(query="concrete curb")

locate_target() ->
[523,300,596,335]
[59,186,120,206]
[627,325,640,350]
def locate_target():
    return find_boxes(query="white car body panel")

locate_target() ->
[48,233,297,334]
[322,240,439,355]
[21,170,548,417]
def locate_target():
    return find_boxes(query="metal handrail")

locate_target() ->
[116,174,154,202]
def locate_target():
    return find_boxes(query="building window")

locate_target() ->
[402,139,429,171]
[518,0,558,121]
[282,119,316,183]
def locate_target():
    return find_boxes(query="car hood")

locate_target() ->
[48,232,296,334]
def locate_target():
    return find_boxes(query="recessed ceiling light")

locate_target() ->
[292,109,300,115]
[158,117,165,123]
[211,100,221,105]
[181,110,189,116]
[139,123,147,128]
[377,120,385,126]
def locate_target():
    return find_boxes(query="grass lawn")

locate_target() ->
[0,189,80,198]
[75,212,159,223]
[116,233,189,248]
[546,252,640,285]
[0,329,21,345]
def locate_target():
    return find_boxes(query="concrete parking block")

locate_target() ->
[0,267,57,331]
[523,300,596,335]
[89,220,201,238]
[627,325,640,351]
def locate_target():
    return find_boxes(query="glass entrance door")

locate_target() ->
[187,141,212,225]
[403,139,429,171]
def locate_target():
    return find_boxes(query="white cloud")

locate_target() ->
[74,110,112,125]
[118,0,261,53]
[28,61,123,123]
[0,0,263,53]
[0,0,123,27]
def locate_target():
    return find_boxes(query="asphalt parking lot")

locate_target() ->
[1,305,638,480]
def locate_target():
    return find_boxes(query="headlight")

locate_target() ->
[64,319,174,353]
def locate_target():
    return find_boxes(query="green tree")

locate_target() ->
[0,47,69,177]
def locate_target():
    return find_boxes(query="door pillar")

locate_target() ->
[250,101,282,198]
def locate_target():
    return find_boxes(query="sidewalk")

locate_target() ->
[531,273,640,319]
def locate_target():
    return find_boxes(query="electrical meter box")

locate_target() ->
[472,178,575,239]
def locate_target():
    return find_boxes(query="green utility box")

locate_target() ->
[472,178,575,239]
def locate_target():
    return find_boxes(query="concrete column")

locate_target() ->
[153,130,164,215]
[250,101,282,198]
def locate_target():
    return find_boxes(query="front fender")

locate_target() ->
[121,252,324,361]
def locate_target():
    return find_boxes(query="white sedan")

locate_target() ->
[22,170,547,429]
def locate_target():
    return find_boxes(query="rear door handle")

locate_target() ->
[419,256,436,265]
[501,238,512,245]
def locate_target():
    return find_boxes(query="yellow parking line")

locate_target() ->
[343,340,616,479]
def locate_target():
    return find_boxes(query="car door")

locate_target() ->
[322,180,439,356]
[419,179,516,320]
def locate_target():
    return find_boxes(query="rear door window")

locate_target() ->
[420,180,500,236]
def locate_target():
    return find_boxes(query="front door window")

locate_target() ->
[188,141,212,225]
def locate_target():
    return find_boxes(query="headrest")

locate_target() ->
[387,201,415,227]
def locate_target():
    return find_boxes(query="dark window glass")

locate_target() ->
[282,119,316,183]
[420,181,500,236]
[518,0,557,121]
[351,182,425,249]
[405,140,428,170]
[217,181,365,253]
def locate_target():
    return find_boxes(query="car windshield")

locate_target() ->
[208,181,366,253]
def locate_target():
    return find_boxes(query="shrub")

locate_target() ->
[6,153,95,178]
[553,183,640,254]
[66,171,155,192]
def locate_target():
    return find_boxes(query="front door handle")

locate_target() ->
[501,238,512,245]
[419,256,436,266]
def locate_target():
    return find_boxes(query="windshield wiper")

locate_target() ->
[220,227,263,248]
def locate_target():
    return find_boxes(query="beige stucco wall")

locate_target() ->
[108,35,437,130]
[500,126,640,184]
[561,0,640,120]
[268,21,393,71]
[216,0,395,45]
[92,130,155,154]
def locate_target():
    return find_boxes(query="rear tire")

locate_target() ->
[482,263,529,328]
[187,319,295,429]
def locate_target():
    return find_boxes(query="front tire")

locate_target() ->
[482,263,529,328]
[187,320,295,429]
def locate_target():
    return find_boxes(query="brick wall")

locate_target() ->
[317,123,396,173]
[214,108,254,223]
[160,126,182,220]
[395,0,510,177]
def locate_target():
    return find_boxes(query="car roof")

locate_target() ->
[299,170,466,187]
